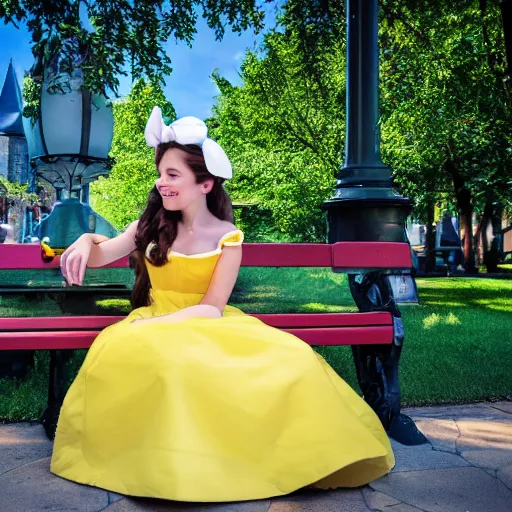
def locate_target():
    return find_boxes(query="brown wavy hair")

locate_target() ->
[130,141,233,309]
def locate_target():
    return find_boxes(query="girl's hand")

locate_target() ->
[59,234,94,286]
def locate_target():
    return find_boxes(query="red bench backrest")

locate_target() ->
[0,242,412,270]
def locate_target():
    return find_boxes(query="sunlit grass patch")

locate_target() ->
[297,303,357,313]
[423,313,441,329]
[96,299,131,314]
[445,312,461,325]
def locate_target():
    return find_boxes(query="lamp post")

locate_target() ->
[322,0,427,445]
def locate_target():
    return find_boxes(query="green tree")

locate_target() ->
[212,0,512,264]
[90,79,175,228]
[0,0,269,95]
[379,0,512,272]
[210,10,346,241]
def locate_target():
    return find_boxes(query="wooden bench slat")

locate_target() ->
[331,242,412,269]
[0,316,123,330]
[288,326,393,345]
[0,331,100,350]
[0,244,130,269]
[0,242,412,270]
[257,312,393,327]
[0,324,393,350]
[0,312,393,331]
[241,243,332,267]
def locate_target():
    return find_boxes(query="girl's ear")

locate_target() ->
[201,179,214,194]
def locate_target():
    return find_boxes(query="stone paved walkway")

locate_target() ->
[1,401,511,512]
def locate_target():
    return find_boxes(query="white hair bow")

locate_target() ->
[144,106,232,179]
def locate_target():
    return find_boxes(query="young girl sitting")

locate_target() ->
[51,107,394,502]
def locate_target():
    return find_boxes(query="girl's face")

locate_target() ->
[155,148,213,211]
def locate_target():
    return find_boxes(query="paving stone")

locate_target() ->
[268,489,369,512]
[488,401,512,415]
[370,467,512,512]
[497,464,512,491]
[0,422,52,475]
[389,439,469,472]
[404,403,511,422]
[455,418,512,451]
[413,418,459,454]
[105,497,271,511]
[0,456,108,512]
[110,491,126,503]
[384,505,424,512]
[461,449,512,471]
[361,487,401,509]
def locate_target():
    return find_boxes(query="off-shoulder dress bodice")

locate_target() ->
[137,229,244,316]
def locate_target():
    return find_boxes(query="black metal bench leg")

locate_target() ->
[41,349,74,440]
[349,273,428,446]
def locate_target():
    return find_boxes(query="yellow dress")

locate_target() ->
[51,229,394,502]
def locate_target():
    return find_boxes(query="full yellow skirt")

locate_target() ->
[51,309,394,502]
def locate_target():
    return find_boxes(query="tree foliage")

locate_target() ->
[379,0,512,269]
[380,0,512,204]
[90,79,175,229]
[211,0,512,259]
[210,5,346,241]
[0,0,270,95]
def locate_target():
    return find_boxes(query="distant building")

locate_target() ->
[0,60,29,184]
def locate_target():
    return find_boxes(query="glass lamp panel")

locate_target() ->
[88,94,114,159]
[22,116,45,160]
[40,85,82,156]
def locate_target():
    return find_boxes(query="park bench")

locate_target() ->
[0,240,413,440]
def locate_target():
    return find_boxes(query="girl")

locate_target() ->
[51,107,394,502]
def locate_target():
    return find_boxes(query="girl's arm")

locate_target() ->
[87,220,139,268]
[199,243,242,313]
[60,221,138,285]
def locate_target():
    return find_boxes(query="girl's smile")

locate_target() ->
[159,189,178,198]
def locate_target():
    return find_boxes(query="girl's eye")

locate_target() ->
[168,173,178,178]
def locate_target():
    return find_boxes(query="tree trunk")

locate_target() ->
[444,159,478,274]
[474,213,486,267]
[482,200,502,273]
[460,210,476,273]
[425,199,436,273]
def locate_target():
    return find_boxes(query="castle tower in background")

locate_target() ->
[0,60,29,184]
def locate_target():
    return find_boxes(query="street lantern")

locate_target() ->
[22,64,114,201]
[21,44,118,249]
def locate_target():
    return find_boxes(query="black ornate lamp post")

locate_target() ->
[323,0,411,241]
[322,0,427,445]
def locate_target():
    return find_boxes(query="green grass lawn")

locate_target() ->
[1,268,511,421]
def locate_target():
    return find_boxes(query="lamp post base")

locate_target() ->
[323,195,413,243]
[348,272,428,446]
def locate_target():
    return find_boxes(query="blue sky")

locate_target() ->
[0,6,278,119]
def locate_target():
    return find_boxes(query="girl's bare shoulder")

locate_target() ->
[210,219,238,238]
